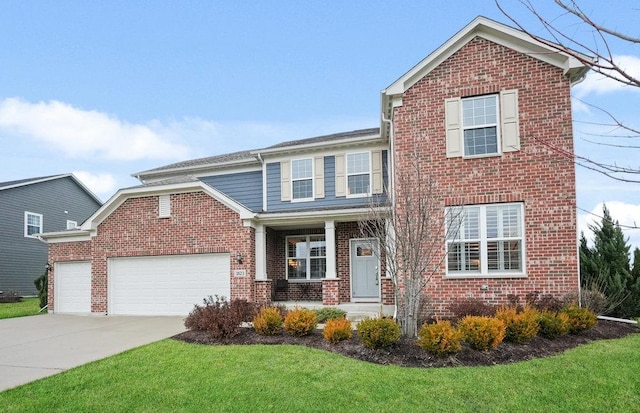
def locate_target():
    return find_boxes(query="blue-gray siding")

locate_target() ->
[266,151,388,212]
[0,177,101,296]
[200,170,263,212]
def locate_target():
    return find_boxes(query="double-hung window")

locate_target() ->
[446,203,524,276]
[291,158,313,201]
[24,211,43,237]
[462,94,499,156]
[346,152,370,197]
[286,235,326,280]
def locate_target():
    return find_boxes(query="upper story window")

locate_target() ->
[445,89,519,159]
[66,220,78,229]
[286,235,326,280]
[346,152,371,197]
[24,211,43,237]
[291,158,314,201]
[462,95,499,156]
[446,202,524,277]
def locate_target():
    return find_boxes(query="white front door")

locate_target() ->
[350,239,380,301]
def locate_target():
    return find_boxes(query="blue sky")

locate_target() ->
[0,1,638,249]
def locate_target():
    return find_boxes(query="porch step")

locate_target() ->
[278,301,394,321]
[345,311,380,322]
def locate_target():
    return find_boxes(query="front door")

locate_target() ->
[351,239,380,301]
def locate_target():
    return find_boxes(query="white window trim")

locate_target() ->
[24,211,43,238]
[461,94,502,159]
[286,234,326,281]
[445,202,526,278]
[290,158,314,203]
[66,220,78,230]
[346,151,372,198]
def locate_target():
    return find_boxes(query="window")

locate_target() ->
[24,212,43,237]
[446,203,524,276]
[445,90,519,158]
[346,152,370,196]
[66,220,78,229]
[462,95,499,156]
[286,235,326,280]
[291,159,313,201]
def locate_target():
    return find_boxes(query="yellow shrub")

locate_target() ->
[323,318,353,343]
[495,306,540,343]
[253,307,283,336]
[416,320,463,356]
[458,316,506,350]
[284,307,318,337]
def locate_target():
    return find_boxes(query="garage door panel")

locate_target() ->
[55,261,91,314]
[109,254,230,316]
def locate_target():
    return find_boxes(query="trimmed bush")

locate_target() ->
[253,307,284,336]
[323,318,353,343]
[495,306,539,344]
[458,316,506,350]
[315,307,347,323]
[230,298,259,323]
[561,305,597,334]
[184,295,242,339]
[448,298,496,320]
[284,307,318,337]
[416,320,463,356]
[537,310,570,339]
[356,317,401,349]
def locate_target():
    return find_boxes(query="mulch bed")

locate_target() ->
[173,320,639,368]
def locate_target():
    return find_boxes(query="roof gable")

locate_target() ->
[383,16,591,98]
[0,173,102,204]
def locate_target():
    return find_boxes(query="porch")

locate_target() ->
[252,219,394,307]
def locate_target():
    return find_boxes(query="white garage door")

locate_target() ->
[55,261,91,314]
[108,254,230,316]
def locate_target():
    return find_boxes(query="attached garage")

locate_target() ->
[108,253,230,316]
[55,261,91,314]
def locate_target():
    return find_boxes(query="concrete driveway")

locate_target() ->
[0,314,186,392]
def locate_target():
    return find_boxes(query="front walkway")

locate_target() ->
[279,301,395,321]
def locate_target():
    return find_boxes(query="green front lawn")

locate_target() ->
[0,298,43,319]
[1,333,639,412]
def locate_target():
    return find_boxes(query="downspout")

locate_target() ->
[257,152,267,212]
[381,106,397,320]
[570,70,588,308]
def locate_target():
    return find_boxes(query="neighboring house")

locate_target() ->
[42,16,589,317]
[0,174,102,296]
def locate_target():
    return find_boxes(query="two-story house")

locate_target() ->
[42,17,588,317]
[0,174,102,297]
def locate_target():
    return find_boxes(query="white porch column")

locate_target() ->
[255,224,267,280]
[325,220,337,279]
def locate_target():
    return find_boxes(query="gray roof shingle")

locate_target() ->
[136,127,380,177]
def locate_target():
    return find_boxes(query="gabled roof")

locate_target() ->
[0,173,102,204]
[381,16,593,138]
[134,128,381,182]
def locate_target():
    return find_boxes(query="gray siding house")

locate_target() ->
[0,174,102,296]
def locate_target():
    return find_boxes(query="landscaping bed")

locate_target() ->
[173,319,638,368]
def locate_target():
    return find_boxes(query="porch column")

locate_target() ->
[324,220,337,279]
[255,224,267,280]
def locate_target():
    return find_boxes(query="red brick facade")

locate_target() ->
[392,37,579,316]
[49,192,255,313]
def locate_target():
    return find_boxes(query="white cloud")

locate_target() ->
[574,55,640,97]
[0,98,190,161]
[578,201,640,251]
[73,171,118,201]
